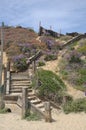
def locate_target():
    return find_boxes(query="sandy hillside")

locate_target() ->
[41,51,85,99]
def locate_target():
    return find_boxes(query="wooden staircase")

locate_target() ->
[10,72,31,93]
[4,71,45,115]
[3,51,59,120]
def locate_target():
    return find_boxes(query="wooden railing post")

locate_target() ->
[3,67,7,94]
[44,102,52,122]
[6,62,11,95]
[0,85,5,109]
[7,61,10,71]
[63,96,67,105]
[32,60,36,74]
[6,71,10,95]
[22,87,29,118]
[0,95,5,109]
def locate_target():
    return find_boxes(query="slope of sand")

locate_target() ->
[41,53,85,99]
[0,111,86,130]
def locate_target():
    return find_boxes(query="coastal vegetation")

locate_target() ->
[0,26,86,114]
[58,39,86,92]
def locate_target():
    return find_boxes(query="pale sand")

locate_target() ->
[0,103,86,130]
[0,111,86,130]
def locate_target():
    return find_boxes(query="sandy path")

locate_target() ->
[63,80,85,99]
[41,60,58,73]
[0,111,86,130]
[0,101,86,130]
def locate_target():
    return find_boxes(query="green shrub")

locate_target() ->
[0,108,10,114]
[13,54,28,71]
[69,41,78,50]
[60,70,68,75]
[79,69,86,75]
[44,54,57,61]
[67,50,81,63]
[58,42,86,90]
[25,113,41,121]
[63,98,86,114]
[75,85,86,91]
[32,69,66,104]
[64,94,73,103]
[78,45,86,55]
[60,70,68,80]
[38,61,45,67]
[76,77,86,86]
[69,55,81,63]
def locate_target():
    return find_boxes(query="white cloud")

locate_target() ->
[0,0,86,33]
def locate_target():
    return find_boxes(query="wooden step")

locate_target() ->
[11,87,22,90]
[11,86,29,89]
[28,96,36,100]
[9,93,22,96]
[4,100,17,104]
[11,78,30,81]
[11,80,30,83]
[36,103,44,108]
[28,89,33,92]
[11,85,32,89]
[10,89,22,93]
[11,73,29,76]
[4,95,18,101]
[39,107,45,112]
[11,72,28,76]
[28,93,35,97]
[11,82,31,86]
[10,88,32,93]
[11,73,29,77]
[31,100,42,104]
[11,84,30,87]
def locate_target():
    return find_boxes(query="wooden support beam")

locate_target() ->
[22,87,29,118]
[44,102,52,122]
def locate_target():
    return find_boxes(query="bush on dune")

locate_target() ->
[32,69,67,104]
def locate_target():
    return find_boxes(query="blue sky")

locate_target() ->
[0,0,86,34]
